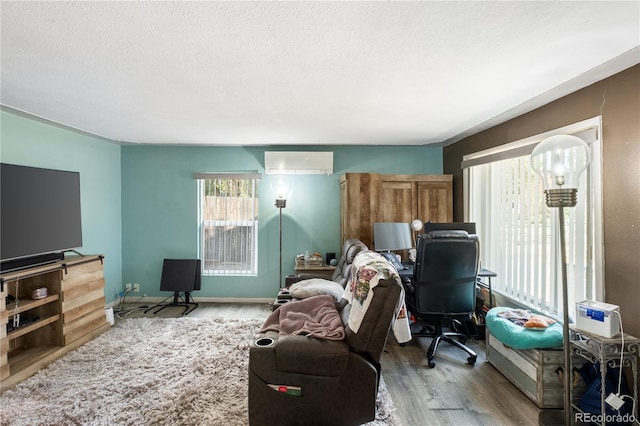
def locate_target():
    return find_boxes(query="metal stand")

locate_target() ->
[144,291,198,316]
[539,204,573,426]
[275,198,286,289]
[571,330,640,425]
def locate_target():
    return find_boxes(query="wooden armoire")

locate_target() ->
[340,173,453,249]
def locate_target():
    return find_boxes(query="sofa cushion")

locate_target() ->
[288,278,345,302]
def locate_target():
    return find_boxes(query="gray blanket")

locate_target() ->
[260,294,346,340]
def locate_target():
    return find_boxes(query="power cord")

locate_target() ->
[604,310,636,424]
[113,290,149,319]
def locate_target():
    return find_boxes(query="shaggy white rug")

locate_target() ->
[0,317,400,426]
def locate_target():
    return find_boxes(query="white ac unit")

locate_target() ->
[264,151,333,175]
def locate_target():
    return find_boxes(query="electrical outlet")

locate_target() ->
[125,283,132,291]
[133,283,140,293]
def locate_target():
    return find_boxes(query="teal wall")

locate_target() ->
[121,145,443,299]
[0,108,443,302]
[0,110,122,300]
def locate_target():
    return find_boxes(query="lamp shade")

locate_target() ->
[373,222,413,251]
[271,177,291,200]
[530,135,590,191]
[411,219,424,232]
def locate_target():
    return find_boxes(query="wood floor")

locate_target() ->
[115,301,540,426]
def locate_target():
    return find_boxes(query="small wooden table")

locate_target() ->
[294,265,337,279]
[477,268,497,308]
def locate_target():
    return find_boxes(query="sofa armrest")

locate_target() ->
[278,335,349,376]
[250,332,350,377]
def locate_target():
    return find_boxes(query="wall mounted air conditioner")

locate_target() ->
[264,151,333,175]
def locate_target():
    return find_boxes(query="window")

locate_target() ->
[195,173,261,276]
[462,117,603,319]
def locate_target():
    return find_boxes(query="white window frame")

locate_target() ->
[195,173,261,276]
[462,116,604,318]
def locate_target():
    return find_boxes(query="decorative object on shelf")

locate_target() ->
[12,280,20,331]
[31,287,48,300]
[325,252,336,266]
[295,252,322,267]
[272,177,291,288]
[531,134,590,426]
[410,219,423,246]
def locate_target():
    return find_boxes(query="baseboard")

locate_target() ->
[106,296,272,307]
[190,297,273,303]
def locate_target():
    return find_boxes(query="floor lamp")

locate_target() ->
[273,178,290,289]
[531,134,590,426]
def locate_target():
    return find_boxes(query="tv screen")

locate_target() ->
[1,163,83,268]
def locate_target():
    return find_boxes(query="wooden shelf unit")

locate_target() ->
[340,173,453,249]
[1,255,110,391]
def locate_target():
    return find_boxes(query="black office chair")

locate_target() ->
[403,230,479,368]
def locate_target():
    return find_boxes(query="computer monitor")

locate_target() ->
[423,222,477,235]
[160,259,201,292]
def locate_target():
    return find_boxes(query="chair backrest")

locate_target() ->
[331,238,368,288]
[412,230,479,315]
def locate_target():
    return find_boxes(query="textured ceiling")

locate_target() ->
[1,1,639,146]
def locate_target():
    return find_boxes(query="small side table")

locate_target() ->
[477,268,497,308]
[293,265,336,279]
[570,328,640,425]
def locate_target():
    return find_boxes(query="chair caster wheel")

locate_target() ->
[467,356,477,366]
[428,359,436,368]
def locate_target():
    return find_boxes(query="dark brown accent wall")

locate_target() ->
[443,64,640,338]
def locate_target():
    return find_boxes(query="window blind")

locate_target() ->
[196,173,261,276]
[463,117,602,319]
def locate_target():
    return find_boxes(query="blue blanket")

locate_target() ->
[486,307,563,349]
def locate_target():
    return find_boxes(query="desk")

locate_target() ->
[477,268,497,308]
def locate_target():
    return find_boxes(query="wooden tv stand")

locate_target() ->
[0,255,110,391]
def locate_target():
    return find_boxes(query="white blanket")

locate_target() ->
[342,251,412,344]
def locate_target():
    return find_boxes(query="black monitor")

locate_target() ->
[160,259,201,292]
[423,222,477,235]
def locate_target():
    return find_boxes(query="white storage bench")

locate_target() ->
[486,331,568,408]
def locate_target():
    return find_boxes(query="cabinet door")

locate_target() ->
[377,180,415,223]
[61,258,106,345]
[417,180,453,223]
[340,173,376,248]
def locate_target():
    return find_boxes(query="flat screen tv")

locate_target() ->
[1,163,83,272]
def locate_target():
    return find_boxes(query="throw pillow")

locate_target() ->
[524,314,557,330]
[289,278,344,302]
